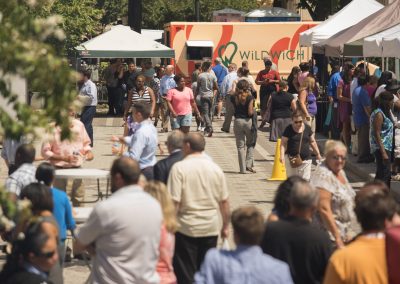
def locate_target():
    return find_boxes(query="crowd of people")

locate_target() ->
[0,56,399,284]
[1,139,399,284]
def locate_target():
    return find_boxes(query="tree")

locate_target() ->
[33,0,103,56]
[96,0,128,27]
[297,0,351,21]
[0,0,77,140]
[142,0,259,29]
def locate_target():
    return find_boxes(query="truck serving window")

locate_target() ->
[186,41,213,60]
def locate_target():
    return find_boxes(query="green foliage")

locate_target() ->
[297,0,351,21]
[0,0,77,140]
[96,0,128,27]
[31,0,103,56]
[0,188,31,233]
[142,0,259,29]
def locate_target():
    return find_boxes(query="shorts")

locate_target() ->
[172,113,192,129]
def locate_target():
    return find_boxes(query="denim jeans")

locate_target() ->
[200,96,213,132]
[81,105,96,147]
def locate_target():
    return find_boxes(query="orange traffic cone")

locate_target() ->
[268,138,287,181]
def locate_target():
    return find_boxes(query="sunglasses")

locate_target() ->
[331,155,347,161]
[36,250,56,259]
[294,120,303,124]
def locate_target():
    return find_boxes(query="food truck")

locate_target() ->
[164,21,317,78]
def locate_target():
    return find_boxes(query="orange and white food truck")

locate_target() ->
[164,22,317,79]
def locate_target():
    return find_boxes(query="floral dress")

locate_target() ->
[370,108,393,154]
[310,163,355,241]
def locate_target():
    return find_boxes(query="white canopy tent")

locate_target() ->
[75,25,174,58]
[299,0,383,47]
[320,0,400,57]
[382,30,400,58]
[362,24,400,57]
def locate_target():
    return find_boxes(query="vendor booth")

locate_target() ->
[320,0,400,57]
[75,25,175,103]
[299,0,383,49]
[75,25,174,58]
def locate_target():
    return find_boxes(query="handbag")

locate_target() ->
[289,130,304,168]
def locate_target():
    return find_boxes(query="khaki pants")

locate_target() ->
[54,178,85,207]
[160,98,170,131]
[222,94,234,132]
[234,118,254,173]
[305,116,316,133]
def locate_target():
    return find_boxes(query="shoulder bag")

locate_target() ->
[289,129,304,168]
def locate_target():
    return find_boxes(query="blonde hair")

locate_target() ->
[300,77,315,92]
[144,181,178,233]
[324,139,347,157]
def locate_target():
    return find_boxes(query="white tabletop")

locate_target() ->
[73,207,93,223]
[55,168,110,179]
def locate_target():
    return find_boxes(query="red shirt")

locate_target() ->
[256,69,280,90]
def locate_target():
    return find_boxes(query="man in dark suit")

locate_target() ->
[154,130,184,184]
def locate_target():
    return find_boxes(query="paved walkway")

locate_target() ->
[0,115,367,283]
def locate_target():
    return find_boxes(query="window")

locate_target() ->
[186,41,214,60]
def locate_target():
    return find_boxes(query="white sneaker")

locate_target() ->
[197,126,201,131]
[200,127,205,132]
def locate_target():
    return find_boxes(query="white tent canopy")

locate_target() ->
[362,24,400,57]
[299,0,383,47]
[76,25,174,58]
[382,30,400,58]
[320,0,400,57]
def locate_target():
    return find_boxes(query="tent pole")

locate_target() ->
[395,58,400,80]
[382,56,385,72]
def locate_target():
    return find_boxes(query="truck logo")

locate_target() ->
[218,41,238,67]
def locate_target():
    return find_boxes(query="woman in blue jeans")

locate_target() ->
[370,91,394,187]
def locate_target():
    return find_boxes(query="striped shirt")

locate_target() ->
[131,86,152,105]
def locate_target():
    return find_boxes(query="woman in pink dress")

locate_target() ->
[144,181,178,284]
[338,64,354,148]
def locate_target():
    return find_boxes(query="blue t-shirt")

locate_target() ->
[352,86,371,127]
[52,187,76,241]
[212,64,228,88]
[327,72,342,99]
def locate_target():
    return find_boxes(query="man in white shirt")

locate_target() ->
[74,157,162,284]
[168,133,230,284]
[79,69,98,147]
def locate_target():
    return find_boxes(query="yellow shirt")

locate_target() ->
[324,236,387,284]
[167,154,229,237]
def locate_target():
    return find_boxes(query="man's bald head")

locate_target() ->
[165,65,174,75]
[110,157,141,191]
[183,133,205,155]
